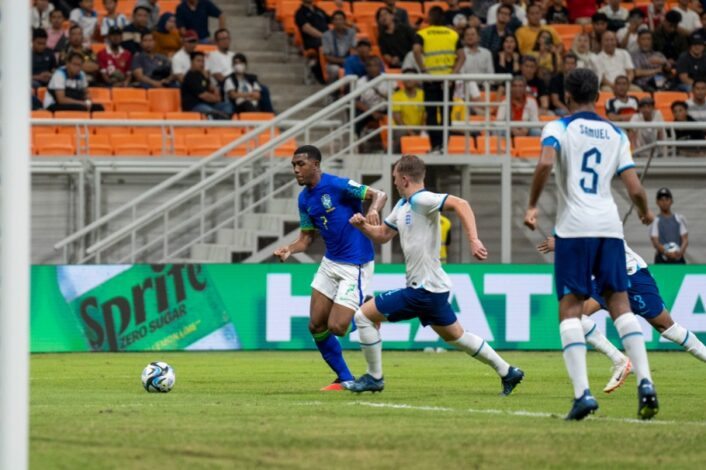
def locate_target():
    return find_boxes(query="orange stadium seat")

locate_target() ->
[32,124,56,136]
[34,134,75,156]
[512,136,541,158]
[398,2,424,23]
[92,111,130,135]
[89,87,113,110]
[474,135,509,154]
[87,134,113,156]
[165,111,204,136]
[116,0,137,16]
[400,135,431,155]
[148,88,181,113]
[36,87,47,103]
[147,133,182,156]
[654,91,689,107]
[111,133,150,156]
[185,134,223,156]
[196,44,218,53]
[54,111,91,136]
[160,0,179,14]
[552,24,583,36]
[207,127,246,141]
[112,87,149,112]
[447,135,477,154]
[128,112,166,135]
[91,43,105,54]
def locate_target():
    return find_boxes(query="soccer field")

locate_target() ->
[31,351,706,469]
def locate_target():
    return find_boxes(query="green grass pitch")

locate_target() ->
[31,351,706,469]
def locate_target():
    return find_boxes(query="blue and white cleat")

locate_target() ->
[500,366,524,396]
[343,373,384,393]
[637,378,659,420]
[565,389,599,421]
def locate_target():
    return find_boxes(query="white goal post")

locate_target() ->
[0,0,31,468]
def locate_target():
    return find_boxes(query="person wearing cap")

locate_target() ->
[672,0,703,34]
[653,10,689,66]
[121,5,152,54]
[378,7,416,69]
[629,97,665,154]
[176,0,225,43]
[686,78,706,120]
[650,188,689,264]
[343,40,374,78]
[99,0,129,38]
[97,26,132,86]
[617,8,648,54]
[676,32,706,92]
[322,10,356,82]
[172,30,199,83]
[631,30,670,91]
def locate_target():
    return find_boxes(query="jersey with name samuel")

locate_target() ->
[298,173,375,265]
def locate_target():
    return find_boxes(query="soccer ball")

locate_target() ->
[141,361,175,393]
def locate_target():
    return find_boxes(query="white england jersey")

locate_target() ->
[384,190,452,293]
[541,111,635,239]
[624,242,648,276]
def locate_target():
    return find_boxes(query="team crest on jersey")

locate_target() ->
[321,194,335,212]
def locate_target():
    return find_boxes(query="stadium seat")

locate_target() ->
[160,0,179,13]
[654,91,689,107]
[207,127,246,142]
[36,87,47,103]
[148,134,184,156]
[34,134,75,156]
[32,124,56,136]
[31,110,53,119]
[148,88,181,113]
[88,87,113,110]
[91,43,105,54]
[239,112,276,122]
[111,133,151,156]
[87,134,113,156]
[91,111,130,135]
[112,88,149,112]
[398,2,424,23]
[128,112,167,135]
[185,134,223,156]
[552,24,582,36]
[447,135,477,154]
[165,111,204,136]
[596,91,612,110]
[512,136,541,158]
[474,135,509,154]
[539,115,555,122]
[400,135,431,155]
[54,111,91,136]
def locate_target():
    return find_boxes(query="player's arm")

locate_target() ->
[524,145,556,230]
[442,195,487,260]
[349,213,397,244]
[619,168,653,225]
[362,186,387,225]
[273,230,316,262]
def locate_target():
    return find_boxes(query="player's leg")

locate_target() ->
[652,311,706,361]
[327,261,374,337]
[343,297,388,393]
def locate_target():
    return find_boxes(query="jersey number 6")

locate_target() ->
[580,147,601,195]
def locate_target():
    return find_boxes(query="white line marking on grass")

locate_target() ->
[349,401,706,427]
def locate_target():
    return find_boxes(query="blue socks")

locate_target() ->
[313,330,354,382]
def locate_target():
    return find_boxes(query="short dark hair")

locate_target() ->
[565,68,599,105]
[629,7,645,19]
[497,4,514,16]
[69,24,83,34]
[294,145,322,162]
[428,6,445,25]
[614,75,629,84]
[33,28,48,40]
[563,52,578,63]
[133,5,151,15]
[592,12,609,23]
[671,100,688,111]
[66,51,85,63]
[214,28,229,39]
[332,9,347,20]
[520,55,537,65]
[50,8,64,17]
[233,53,247,64]
[394,154,426,183]
[141,31,154,41]
[190,51,206,60]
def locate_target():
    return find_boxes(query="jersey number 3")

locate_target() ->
[580,147,601,194]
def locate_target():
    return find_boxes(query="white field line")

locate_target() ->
[349,401,706,427]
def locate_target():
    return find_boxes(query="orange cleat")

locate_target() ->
[320,379,353,391]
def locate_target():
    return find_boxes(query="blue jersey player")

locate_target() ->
[524,68,659,421]
[538,236,706,393]
[273,145,387,391]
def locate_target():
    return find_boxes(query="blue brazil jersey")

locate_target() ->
[298,173,375,265]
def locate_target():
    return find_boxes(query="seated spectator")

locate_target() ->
[354,57,391,136]
[153,13,182,56]
[480,3,516,55]
[32,28,57,89]
[322,10,356,82]
[595,31,637,92]
[589,12,609,53]
[487,0,525,28]
[444,0,478,29]
[599,0,628,30]
[606,75,639,121]
[379,0,410,27]
[686,79,706,120]
[676,33,706,92]
[515,3,560,56]
[97,27,132,87]
[44,52,105,112]
[176,0,225,43]
[131,32,174,88]
[496,76,540,136]
[519,55,550,115]
[529,30,561,84]
[46,9,69,53]
[631,30,670,91]
[99,0,129,38]
[460,26,494,75]
[136,0,161,29]
[69,0,98,45]
[571,33,597,71]
[545,0,569,25]
[33,0,55,29]
[494,34,520,75]
[672,0,703,34]
[172,30,199,82]
[61,25,100,84]
[629,97,666,152]
[654,11,690,69]
[294,0,329,82]
[224,54,262,114]
[671,100,706,141]
[122,6,152,54]
[391,69,425,152]
[567,0,597,25]
[181,51,230,119]
[378,7,415,68]
[617,8,649,54]
[344,40,373,78]
[648,0,668,30]
[549,53,577,116]
[206,28,235,87]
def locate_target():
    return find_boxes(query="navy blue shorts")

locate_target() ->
[590,268,666,319]
[374,287,457,327]
[554,236,629,300]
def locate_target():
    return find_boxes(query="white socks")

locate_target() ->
[448,332,510,377]
[354,310,383,380]
[662,323,706,362]
[560,318,590,399]
[614,313,652,383]
[581,315,627,366]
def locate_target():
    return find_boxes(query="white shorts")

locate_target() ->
[311,257,374,311]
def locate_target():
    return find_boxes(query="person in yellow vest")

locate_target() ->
[440,214,452,263]
[413,6,465,150]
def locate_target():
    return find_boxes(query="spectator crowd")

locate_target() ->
[32,0,273,119]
